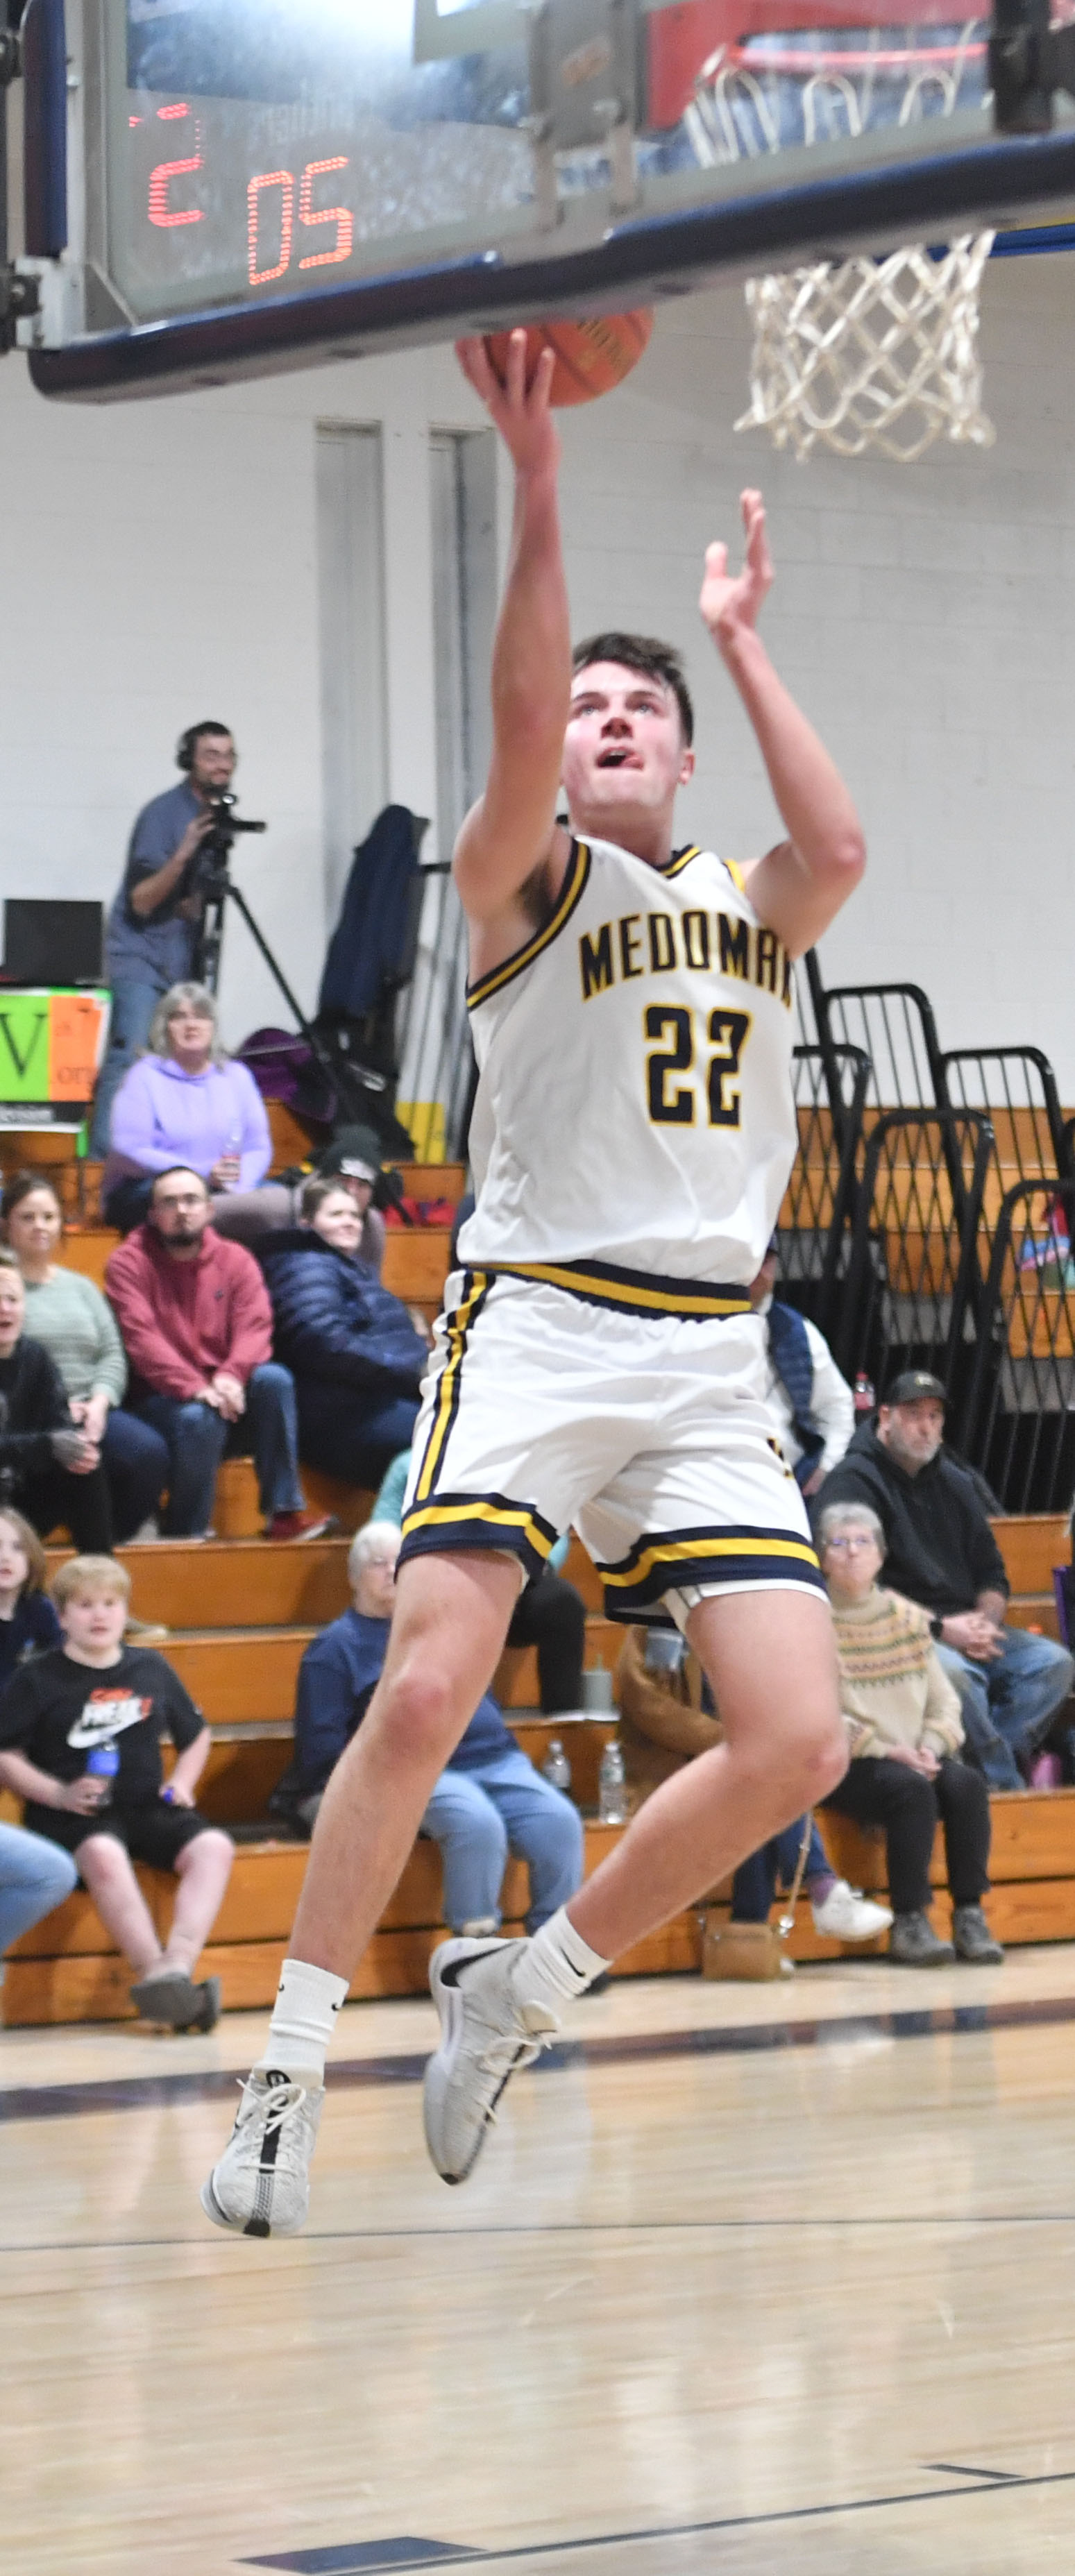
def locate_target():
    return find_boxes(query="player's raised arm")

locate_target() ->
[700,491,865,956]
[452,334,573,933]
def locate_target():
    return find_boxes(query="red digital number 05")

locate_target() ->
[247,160,354,287]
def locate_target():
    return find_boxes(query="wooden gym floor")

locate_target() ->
[6,1947,1075,2576]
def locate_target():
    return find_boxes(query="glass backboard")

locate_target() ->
[19,0,1075,399]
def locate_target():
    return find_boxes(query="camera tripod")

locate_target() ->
[194,851,412,1150]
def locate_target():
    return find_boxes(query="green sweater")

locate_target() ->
[22,1267,127,1407]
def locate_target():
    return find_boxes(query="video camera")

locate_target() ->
[192,790,267,900]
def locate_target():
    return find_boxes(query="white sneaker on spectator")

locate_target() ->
[201,2067,324,2237]
[811,1880,894,1942]
[424,1936,559,2185]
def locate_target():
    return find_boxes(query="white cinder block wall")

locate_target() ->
[0,253,1071,1087]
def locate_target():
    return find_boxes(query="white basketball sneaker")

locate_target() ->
[811,1880,894,1942]
[424,1937,561,2185]
[200,2067,325,2237]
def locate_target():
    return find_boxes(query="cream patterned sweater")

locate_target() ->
[831,1586,964,1761]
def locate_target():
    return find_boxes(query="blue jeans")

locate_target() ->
[936,1628,1075,1790]
[133,1362,305,1535]
[421,1746,584,1935]
[101,1407,169,1541]
[0,1822,78,1956]
[731,1816,831,1922]
[296,1384,421,1489]
[90,976,163,1157]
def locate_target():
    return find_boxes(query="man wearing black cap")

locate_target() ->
[817,1373,1074,1789]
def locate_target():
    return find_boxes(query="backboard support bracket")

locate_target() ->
[0,27,40,354]
[526,0,643,226]
[992,0,1075,132]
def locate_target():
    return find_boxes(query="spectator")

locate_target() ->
[616,1623,890,1943]
[312,1128,387,1273]
[0,1251,113,1551]
[105,1168,331,1541]
[276,1524,584,1938]
[371,1446,589,1723]
[816,1368,1074,1790]
[164,1117,390,1269]
[0,1822,78,1972]
[750,1242,854,1494]
[91,722,237,1157]
[257,1178,426,1486]
[102,982,271,1236]
[0,1554,232,2026]
[725,1816,891,1956]
[820,1500,1004,1965]
[2,1172,168,1542]
[0,1503,60,1688]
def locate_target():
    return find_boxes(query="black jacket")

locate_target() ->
[816,1421,1008,1617]
[0,1337,73,1477]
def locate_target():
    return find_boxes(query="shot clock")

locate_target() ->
[90,0,536,325]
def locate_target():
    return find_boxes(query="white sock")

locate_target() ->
[257,1958,349,2083]
[514,1906,611,2011]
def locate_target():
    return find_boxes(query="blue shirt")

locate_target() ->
[105,781,203,988]
[293,1607,514,1797]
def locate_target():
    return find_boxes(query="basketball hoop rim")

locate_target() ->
[714,35,988,78]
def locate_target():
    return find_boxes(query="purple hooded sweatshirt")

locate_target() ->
[103,1053,272,1194]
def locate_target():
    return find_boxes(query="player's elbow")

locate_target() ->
[822,824,867,890]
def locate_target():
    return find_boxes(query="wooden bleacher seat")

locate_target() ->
[5,1486,1075,2026]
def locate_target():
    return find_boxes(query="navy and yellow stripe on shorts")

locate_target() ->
[400,1269,558,1582]
[477,1258,752,1323]
[597,1523,826,1623]
[407,1267,490,1514]
[400,1488,559,1584]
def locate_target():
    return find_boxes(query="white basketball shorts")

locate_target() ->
[398,1263,824,1626]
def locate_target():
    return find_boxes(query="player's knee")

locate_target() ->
[375,1661,470,1767]
[797,1715,850,1807]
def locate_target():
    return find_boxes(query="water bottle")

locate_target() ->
[643,1628,686,1675]
[853,1371,875,1417]
[598,1740,628,1825]
[541,1737,572,1793]
[85,1740,120,1809]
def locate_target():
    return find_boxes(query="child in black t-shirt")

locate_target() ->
[0,1506,61,1690]
[0,1554,234,2029]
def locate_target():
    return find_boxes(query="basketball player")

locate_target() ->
[202,332,865,2236]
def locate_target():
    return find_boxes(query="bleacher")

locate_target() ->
[4,1020,1075,2026]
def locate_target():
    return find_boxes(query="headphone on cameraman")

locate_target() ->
[176,721,232,774]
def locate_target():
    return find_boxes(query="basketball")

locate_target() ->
[482,310,654,407]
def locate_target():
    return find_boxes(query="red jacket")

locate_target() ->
[105,1223,273,1402]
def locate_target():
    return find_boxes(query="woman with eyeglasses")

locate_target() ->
[820,1500,1003,1968]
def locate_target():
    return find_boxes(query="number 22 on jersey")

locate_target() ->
[645,1006,752,1128]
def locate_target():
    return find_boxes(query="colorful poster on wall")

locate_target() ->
[0,990,110,1128]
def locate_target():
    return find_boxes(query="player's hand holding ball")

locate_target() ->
[699,489,774,653]
[457,330,560,481]
[457,310,652,473]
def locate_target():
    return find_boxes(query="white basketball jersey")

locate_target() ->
[456,833,797,1292]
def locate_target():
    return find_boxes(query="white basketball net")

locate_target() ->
[686,27,997,461]
[736,235,995,462]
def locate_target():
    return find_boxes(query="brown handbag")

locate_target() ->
[702,1815,813,1981]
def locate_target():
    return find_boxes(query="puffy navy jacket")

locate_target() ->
[260,1230,427,1396]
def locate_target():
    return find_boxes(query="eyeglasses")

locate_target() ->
[825,1535,879,1554]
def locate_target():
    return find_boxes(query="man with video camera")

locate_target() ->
[90,722,237,1156]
